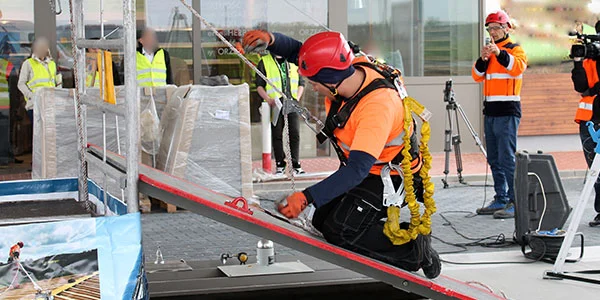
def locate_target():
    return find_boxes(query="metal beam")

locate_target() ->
[122,0,139,213]
[81,95,125,116]
[192,0,203,83]
[327,0,348,36]
[34,0,58,59]
[75,38,125,50]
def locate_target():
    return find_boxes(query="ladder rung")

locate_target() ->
[81,94,124,116]
[76,38,124,50]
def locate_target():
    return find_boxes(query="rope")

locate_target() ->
[180,0,296,188]
[383,96,436,245]
[16,261,43,291]
[68,0,91,212]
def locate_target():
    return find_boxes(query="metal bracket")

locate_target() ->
[381,164,405,207]
[225,197,253,215]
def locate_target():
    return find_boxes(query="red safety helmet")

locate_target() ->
[17,242,24,247]
[485,10,512,28]
[297,31,355,78]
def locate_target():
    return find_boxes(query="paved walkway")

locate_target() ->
[252,151,589,176]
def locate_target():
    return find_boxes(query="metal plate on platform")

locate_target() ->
[218,261,314,278]
[147,260,193,273]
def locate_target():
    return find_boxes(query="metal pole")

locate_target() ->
[123,0,139,213]
[70,0,90,206]
[261,102,272,172]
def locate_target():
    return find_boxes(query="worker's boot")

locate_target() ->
[590,214,600,227]
[417,234,441,279]
[476,197,506,215]
[493,202,515,219]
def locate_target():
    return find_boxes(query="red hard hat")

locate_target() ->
[486,10,511,28]
[298,31,354,78]
[17,242,23,247]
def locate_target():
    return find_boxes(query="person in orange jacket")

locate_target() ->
[241,30,440,278]
[472,11,527,219]
[572,21,600,227]
[8,241,23,263]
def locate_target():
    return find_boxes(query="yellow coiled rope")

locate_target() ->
[383,96,437,245]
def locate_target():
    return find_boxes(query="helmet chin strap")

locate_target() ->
[321,78,348,102]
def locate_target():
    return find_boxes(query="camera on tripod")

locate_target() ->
[569,31,600,59]
[443,79,455,103]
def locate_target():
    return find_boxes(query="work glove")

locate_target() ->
[242,30,273,53]
[278,192,308,219]
[234,42,245,55]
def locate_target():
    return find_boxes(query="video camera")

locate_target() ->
[569,31,600,59]
[443,79,455,104]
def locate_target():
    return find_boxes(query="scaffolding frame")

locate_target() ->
[69,0,139,213]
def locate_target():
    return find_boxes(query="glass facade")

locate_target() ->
[347,0,480,77]
[1,1,34,155]
[488,0,591,74]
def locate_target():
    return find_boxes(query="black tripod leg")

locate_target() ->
[453,109,465,184]
[442,107,453,188]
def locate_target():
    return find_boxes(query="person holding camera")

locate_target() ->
[571,21,600,227]
[472,11,527,219]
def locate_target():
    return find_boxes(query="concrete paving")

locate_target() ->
[141,176,600,264]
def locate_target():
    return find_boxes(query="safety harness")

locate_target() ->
[316,59,437,245]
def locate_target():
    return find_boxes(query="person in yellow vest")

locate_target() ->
[0,57,13,110]
[17,37,61,126]
[256,53,305,175]
[86,37,122,87]
[136,27,173,87]
[572,21,600,227]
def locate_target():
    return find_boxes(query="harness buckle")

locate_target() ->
[381,163,405,207]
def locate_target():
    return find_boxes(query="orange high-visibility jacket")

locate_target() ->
[472,36,527,117]
[9,244,20,258]
[574,59,598,123]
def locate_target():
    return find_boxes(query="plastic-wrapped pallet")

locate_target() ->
[156,84,253,199]
[32,86,176,179]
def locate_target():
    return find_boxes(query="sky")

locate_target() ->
[0,218,96,262]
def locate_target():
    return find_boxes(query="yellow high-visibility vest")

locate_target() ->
[25,58,56,101]
[0,59,11,104]
[261,54,299,100]
[86,71,100,87]
[136,49,167,87]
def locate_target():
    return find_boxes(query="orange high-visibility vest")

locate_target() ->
[575,59,599,123]
[9,244,20,258]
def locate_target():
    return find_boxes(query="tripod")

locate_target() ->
[442,79,487,188]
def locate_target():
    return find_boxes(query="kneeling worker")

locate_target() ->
[242,30,440,278]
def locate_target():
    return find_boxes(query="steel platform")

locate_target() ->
[88,144,502,300]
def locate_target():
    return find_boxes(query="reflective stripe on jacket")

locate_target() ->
[25,58,57,101]
[136,49,167,87]
[575,59,598,123]
[0,59,12,102]
[261,54,299,100]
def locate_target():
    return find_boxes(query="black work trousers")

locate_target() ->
[272,112,300,168]
[312,173,425,271]
[579,122,600,213]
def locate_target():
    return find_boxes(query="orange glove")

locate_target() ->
[242,30,273,53]
[234,42,245,55]
[278,192,308,219]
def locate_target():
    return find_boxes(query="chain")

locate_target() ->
[179,0,298,186]
[68,0,91,212]
[282,113,295,190]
